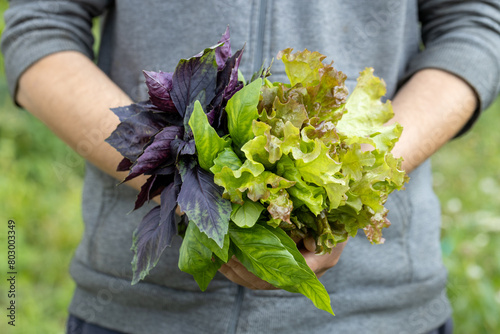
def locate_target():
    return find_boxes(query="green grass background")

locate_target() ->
[0,3,499,333]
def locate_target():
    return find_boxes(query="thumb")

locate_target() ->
[303,236,316,253]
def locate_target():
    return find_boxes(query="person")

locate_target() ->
[2,1,500,333]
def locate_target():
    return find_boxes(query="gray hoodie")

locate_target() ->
[2,1,500,333]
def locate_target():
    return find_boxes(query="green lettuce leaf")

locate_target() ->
[239,120,284,168]
[212,158,264,203]
[214,164,295,205]
[210,147,243,175]
[264,189,294,223]
[336,67,402,152]
[276,155,326,216]
[259,84,309,138]
[277,48,348,123]
[293,139,348,209]
[278,48,324,87]
[231,201,265,228]
[339,143,376,181]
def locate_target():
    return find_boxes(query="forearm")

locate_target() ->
[16,51,147,192]
[390,69,478,173]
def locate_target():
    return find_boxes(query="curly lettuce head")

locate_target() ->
[211,48,409,253]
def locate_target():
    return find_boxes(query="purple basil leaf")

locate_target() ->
[134,175,157,211]
[130,171,182,283]
[146,164,176,176]
[177,161,231,248]
[170,48,218,118]
[171,138,196,157]
[159,171,182,226]
[106,111,171,162]
[143,71,179,113]
[110,101,153,122]
[206,108,217,126]
[180,139,196,156]
[154,111,184,128]
[134,174,172,211]
[211,48,243,108]
[125,126,183,182]
[117,157,133,172]
[223,47,244,99]
[112,100,182,127]
[130,204,177,285]
[144,70,172,95]
[209,47,244,129]
[215,26,231,70]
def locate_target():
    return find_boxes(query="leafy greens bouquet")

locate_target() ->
[105,28,408,315]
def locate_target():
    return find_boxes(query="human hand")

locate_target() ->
[218,237,348,289]
[218,256,278,290]
[300,237,348,278]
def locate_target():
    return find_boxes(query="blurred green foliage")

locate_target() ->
[0,3,84,333]
[0,2,499,334]
[433,97,500,333]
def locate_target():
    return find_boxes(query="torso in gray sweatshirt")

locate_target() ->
[2,1,500,333]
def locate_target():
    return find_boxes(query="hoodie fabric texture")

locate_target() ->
[2,1,500,333]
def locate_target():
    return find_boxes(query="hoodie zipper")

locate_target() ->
[253,0,269,73]
[226,285,245,334]
[226,4,268,334]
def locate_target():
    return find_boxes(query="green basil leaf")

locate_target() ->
[295,277,335,316]
[229,223,312,288]
[188,100,229,171]
[260,224,334,315]
[229,223,334,315]
[178,222,222,291]
[226,78,262,150]
[192,220,230,263]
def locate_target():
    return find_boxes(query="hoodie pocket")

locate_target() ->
[320,188,412,292]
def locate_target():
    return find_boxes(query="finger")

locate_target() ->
[300,240,348,276]
[223,259,260,288]
[303,236,316,252]
[360,143,374,152]
[226,260,277,290]
[223,258,277,290]
[300,249,321,273]
[219,263,258,289]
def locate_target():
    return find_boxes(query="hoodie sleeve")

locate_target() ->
[1,0,112,100]
[406,0,500,133]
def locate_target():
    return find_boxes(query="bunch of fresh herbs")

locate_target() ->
[106,28,408,315]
